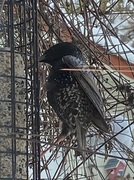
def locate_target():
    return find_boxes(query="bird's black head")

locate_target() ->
[39,42,83,66]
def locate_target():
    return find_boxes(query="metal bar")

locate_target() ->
[9,0,16,179]
[32,0,40,179]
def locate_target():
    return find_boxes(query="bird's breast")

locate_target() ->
[47,70,94,131]
[47,70,78,106]
[47,70,76,90]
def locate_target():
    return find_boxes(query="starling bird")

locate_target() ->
[40,42,108,157]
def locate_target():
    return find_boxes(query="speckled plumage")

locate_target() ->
[40,42,108,156]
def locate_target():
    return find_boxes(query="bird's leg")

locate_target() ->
[41,122,70,157]
[29,135,65,165]
[40,134,65,157]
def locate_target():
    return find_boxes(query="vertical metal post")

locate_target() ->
[9,0,16,179]
[32,0,40,179]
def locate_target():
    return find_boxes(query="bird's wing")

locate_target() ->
[62,55,104,118]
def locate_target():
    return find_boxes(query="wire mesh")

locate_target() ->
[0,0,40,179]
[0,0,134,180]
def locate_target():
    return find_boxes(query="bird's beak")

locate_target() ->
[39,54,46,62]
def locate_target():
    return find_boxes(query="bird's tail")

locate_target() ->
[92,116,109,133]
[76,121,87,159]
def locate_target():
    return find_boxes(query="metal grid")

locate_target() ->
[0,0,134,179]
[0,0,40,179]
